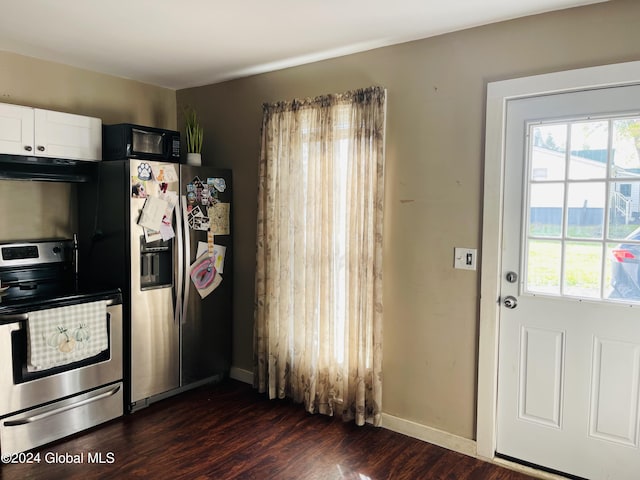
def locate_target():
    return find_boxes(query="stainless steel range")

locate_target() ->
[0,238,123,454]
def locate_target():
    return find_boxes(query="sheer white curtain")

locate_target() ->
[254,87,386,426]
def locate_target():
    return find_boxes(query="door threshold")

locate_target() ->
[494,453,586,480]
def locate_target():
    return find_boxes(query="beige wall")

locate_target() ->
[0,51,176,241]
[177,0,640,440]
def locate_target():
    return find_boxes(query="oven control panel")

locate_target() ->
[2,245,38,260]
[0,240,71,267]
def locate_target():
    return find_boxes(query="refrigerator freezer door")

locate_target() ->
[179,165,232,386]
[129,160,180,405]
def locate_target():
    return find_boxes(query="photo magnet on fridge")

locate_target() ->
[131,177,148,198]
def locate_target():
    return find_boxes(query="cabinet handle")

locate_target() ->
[37,145,45,152]
[24,145,33,152]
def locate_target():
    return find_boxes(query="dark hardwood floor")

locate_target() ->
[1,380,536,480]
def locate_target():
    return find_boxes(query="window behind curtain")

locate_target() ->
[254,87,386,426]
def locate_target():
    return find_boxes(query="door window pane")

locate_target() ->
[563,242,602,298]
[612,118,640,178]
[568,121,608,180]
[608,181,640,240]
[607,241,640,300]
[531,124,567,181]
[526,240,561,295]
[529,184,564,237]
[566,182,605,239]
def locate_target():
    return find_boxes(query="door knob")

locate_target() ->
[503,296,518,309]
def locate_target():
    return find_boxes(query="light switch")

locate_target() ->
[454,247,477,270]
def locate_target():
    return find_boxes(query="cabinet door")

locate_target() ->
[34,109,102,161]
[0,103,34,155]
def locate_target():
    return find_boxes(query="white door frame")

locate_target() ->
[477,60,640,461]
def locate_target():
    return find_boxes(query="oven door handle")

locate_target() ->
[3,384,121,426]
[0,313,28,322]
[0,298,118,323]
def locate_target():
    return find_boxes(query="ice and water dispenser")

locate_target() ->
[139,237,172,289]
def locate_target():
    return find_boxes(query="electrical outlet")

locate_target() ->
[454,247,477,270]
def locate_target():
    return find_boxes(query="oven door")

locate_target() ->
[0,300,123,418]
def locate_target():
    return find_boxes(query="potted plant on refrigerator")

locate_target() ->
[184,106,203,166]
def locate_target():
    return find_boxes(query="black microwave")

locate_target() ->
[102,123,180,162]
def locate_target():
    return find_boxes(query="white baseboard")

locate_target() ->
[381,414,567,480]
[381,413,477,458]
[229,366,253,384]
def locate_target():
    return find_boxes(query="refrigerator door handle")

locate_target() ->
[181,196,191,324]
[174,195,184,324]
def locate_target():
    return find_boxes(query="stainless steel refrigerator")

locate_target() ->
[78,159,232,412]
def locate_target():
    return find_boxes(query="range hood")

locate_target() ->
[0,154,97,182]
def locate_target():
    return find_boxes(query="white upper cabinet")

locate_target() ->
[34,109,102,161]
[0,103,34,155]
[0,103,102,161]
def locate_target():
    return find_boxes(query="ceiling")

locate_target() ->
[0,0,605,90]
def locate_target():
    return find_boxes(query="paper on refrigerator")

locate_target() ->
[151,164,179,183]
[196,241,208,259]
[139,190,178,242]
[189,253,222,299]
[213,244,226,273]
[208,203,230,235]
[158,190,178,241]
[196,241,226,274]
[138,196,169,230]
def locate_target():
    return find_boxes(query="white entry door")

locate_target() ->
[497,84,640,479]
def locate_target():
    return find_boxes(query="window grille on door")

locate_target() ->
[524,116,640,302]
